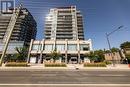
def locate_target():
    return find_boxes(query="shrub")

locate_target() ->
[45,63,67,67]
[5,62,29,67]
[84,63,106,67]
[104,61,112,65]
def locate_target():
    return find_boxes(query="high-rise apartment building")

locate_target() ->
[28,6,92,64]
[0,8,37,44]
[0,8,37,54]
[44,6,84,40]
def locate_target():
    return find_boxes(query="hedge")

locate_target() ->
[104,61,112,65]
[45,63,67,67]
[84,63,106,67]
[5,62,29,67]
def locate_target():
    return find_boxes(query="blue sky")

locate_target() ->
[16,0,130,50]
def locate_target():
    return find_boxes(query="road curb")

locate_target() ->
[0,68,130,71]
[0,84,130,87]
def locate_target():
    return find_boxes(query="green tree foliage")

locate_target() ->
[94,50,105,62]
[86,50,105,62]
[5,48,28,62]
[14,47,28,62]
[50,50,61,63]
[86,51,97,62]
[120,41,130,49]
[6,54,17,62]
[105,50,111,53]
[111,47,120,52]
[86,49,117,63]
[105,47,119,53]
[86,48,120,63]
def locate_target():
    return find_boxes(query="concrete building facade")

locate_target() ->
[0,8,37,54]
[0,8,37,44]
[44,6,84,40]
[104,52,122,64]
[28,6,92,64]
[28,39,92,64]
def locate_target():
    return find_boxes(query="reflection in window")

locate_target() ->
[44,44,53,51]
[80,44,89,51]
[32,44,41,51]
[68,44,77,51]
[56,44,65,51]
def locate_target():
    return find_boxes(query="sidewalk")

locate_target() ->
[0,64,129,71]
[83,64,130,70]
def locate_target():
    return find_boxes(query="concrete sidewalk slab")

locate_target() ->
[0,64,129,71]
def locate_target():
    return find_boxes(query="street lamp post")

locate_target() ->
[106,26,124,67]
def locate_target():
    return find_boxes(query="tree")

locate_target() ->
[6,54,17,62]
[111,47,120,52]
[86,49,108,63]
[105,47,119,53]
[14,47,28,62]
[105,50,111,53]
[94,50,105,62]
[85,51,98,63]
[50,50,61,63]
[120,41,130,49]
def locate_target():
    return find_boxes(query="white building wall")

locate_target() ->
[28,39,92,64]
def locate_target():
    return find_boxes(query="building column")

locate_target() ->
[78,51,80,64]
[53,39,56,51]
[27,39,33,63]
[65,39,68,64]
[88,39,93,50]
[65,51,67,64]
[40,39,44,64]
[77,39,80,64]
[38,53,42,64]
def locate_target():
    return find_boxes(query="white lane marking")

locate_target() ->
[98,74,127,76]
[0,84,130,86]
[31,74,57,76]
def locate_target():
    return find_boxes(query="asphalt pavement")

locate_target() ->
[0,70,130,86]
[0,84,130,87]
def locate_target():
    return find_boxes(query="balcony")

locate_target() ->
[56,33,73,35]
[57,29,73,32]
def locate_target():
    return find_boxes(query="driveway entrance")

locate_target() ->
[69,57,78,64]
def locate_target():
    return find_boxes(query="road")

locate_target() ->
[0,70,130,87]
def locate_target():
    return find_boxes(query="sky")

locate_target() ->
[16,0,130,50]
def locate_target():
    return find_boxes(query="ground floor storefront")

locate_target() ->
[27,39,92,64]
[28,53,90,64]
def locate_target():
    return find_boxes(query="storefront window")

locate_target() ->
[68,44,77,51]
[56,44,65,51]
[32,44,41,51]
[80,44,89,51]
[44,44,53,51]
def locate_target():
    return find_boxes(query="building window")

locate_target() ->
[80,44,89,51]
[44,44,53,51]
[32,44,41,51]
[68,44,77,51]
[56,44,65,51]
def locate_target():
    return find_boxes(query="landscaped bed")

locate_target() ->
[5,62,29,67]
[44,63,67,67]
[104,61,112,65]
[84,63,107,67]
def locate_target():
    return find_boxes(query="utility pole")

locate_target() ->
[0,5,22,66]
[106,25,124,67]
